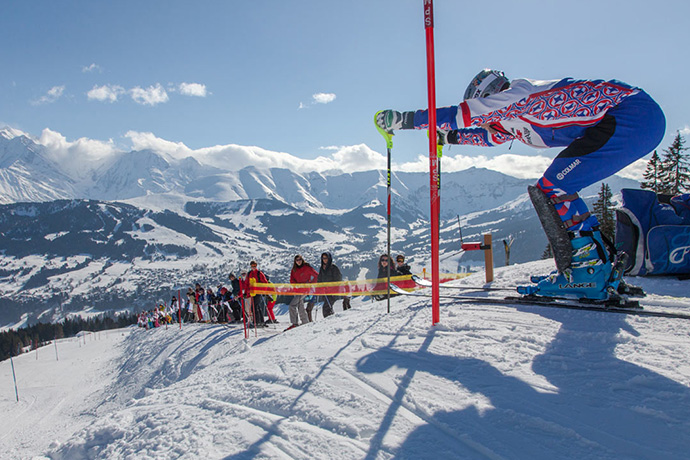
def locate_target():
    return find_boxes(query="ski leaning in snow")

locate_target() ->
[390,284,690,320]
[413,273,646,298]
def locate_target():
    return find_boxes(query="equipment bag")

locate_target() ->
[615,188,690,275]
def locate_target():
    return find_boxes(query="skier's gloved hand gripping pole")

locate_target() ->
[375,111,445,316]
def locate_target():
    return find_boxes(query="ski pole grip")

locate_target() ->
[374,111,394,149]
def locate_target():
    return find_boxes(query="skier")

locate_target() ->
[376,70,665,300]
[286,254,318,330]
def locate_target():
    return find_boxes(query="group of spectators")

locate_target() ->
[136,252,413,332]
[377,254,412,279]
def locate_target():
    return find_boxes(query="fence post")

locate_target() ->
[484,233,494,283]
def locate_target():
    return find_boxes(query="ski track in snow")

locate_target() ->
[1,261,690,459]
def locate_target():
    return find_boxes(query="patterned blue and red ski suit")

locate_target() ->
[411,77,666,231]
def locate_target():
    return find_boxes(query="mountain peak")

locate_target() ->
[0,126,29,141]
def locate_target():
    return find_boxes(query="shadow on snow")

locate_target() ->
[356,307,690,460]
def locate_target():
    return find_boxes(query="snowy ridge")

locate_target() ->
[0,127,638,216]
[2,260,689,459]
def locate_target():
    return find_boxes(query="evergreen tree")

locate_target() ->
[640,150,664,193]
[0,312,138,361]
[541,244,553,260]
[661,131,690,195]
[592,183,615,241]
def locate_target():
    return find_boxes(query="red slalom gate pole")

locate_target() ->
[424,0,441,325]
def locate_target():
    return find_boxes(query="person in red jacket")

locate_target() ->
[244,261,268,327]
[286,254,319,330]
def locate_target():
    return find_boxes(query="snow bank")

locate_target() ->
[1,261,689,459]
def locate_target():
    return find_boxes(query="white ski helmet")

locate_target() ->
[463,69,510,100]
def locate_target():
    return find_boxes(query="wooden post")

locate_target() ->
[484,233,494,283]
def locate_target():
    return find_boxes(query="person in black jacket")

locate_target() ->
[206,287,219,322]
[317,252,351,317]
[226,274,243,323]
[377,254,400,279]
[374,254,401,301]
[395,254,412,276]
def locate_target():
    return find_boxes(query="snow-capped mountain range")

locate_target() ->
[0,128,639,327]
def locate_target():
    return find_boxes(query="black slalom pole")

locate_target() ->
[376,112,394,313]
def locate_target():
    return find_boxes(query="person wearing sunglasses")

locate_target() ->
[377,254,400,280]
[395,254,412,276]
[317,252,351,317]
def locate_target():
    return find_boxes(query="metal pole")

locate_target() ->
[375,112,395,314]
[387,144,392,314]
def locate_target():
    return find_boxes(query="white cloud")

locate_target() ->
[396,151,552,179]
[85,82,206,104]
[179,82,207,97]
[125,131,192,158]
[120,131,553,178]
[82,63,102,73]
[37,128,119,181]
[130,84,169,106]
[31,128,559,183]
[123,131,381,174]
[312,93,336,104]
[326,144,386,171]
[32,86,65,105]
[299,92,337,109]
[87,84,125,103]
[681,126,690,136]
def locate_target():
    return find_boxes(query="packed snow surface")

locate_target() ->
[1,260,689,460]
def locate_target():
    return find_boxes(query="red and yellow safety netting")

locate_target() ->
[248,273,471,297]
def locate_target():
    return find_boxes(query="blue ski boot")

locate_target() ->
[519,231,616,301]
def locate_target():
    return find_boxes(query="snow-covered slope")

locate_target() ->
[2,260,689,460]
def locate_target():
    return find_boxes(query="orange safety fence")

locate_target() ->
[248,273,471,297]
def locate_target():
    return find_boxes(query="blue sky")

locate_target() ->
[1,0,689,178]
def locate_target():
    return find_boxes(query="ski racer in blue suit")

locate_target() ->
[376,70,665,300]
